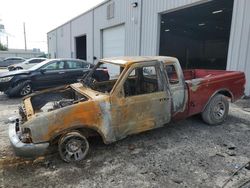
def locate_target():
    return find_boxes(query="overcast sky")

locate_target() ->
[0,0,103,52]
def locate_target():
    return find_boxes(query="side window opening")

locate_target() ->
[30,59,39,64]
[123,65,162,97]
[82,63,90,69]
[30,60,36,64]
[43,61,64,70]
[165,64,180,85]
[66,61,83,69]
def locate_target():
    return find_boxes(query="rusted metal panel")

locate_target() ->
[111,91,171,140]
[24,92,114,144]
[23,98,34,120]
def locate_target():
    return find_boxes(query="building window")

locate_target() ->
[107,2,115,20]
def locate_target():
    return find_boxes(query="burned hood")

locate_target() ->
[20,83,106,121]
[70,83,105,99]
[20,86,89,121]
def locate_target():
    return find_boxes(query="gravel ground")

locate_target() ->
[0,93,249,188]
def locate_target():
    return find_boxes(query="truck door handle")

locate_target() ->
[59,71,65,74]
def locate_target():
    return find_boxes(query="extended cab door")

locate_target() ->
[111,61,172,140]
[164,61,186,113]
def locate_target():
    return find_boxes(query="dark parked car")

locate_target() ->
[0,57,26,67]
[8,58,47,71]
[0,58,108,97]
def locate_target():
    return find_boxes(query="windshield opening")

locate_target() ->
[82,61,124,93]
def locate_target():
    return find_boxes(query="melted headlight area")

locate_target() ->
[15,118,32,143]
[19,127,32,143]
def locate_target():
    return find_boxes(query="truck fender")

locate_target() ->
[49,125,108,145]
[202,88,233,112]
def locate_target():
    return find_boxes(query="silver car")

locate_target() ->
[0,57,26,67]
[8,58,47,71]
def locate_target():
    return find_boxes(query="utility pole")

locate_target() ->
[23,22,27,51]
[0,24,4,45]
[6,36,8,48]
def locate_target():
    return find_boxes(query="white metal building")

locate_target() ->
[47,0,250,96]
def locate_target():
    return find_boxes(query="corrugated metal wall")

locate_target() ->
[140,0,205,55]
[47,0,250,95]
[47,30,57,58]
[227,0,250,95]
[93,0,141,60]
[48,0,142,62]
[71,11,93,62]
[47,23,71,58]
[56,23,71,58]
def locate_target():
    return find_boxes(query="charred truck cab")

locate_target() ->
[9,56,245,162]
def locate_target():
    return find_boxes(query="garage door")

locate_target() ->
[103,25,125,58]
[102,25,125,78]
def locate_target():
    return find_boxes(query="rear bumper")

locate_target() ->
[9,124,49,158]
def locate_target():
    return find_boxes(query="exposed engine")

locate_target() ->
[19,87,88,123]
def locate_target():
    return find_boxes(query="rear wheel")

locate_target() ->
[202,94,229,125]
[58,132,89,163]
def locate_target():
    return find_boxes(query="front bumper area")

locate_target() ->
[0,81,11,92]
[9,124,49,158]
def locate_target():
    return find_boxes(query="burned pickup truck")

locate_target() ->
[9,56,245,162]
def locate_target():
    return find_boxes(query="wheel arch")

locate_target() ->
[50,125,108,145]
[11,77,31,87]
[202,89,233,112]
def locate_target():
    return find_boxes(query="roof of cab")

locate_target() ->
[100,56,178,66]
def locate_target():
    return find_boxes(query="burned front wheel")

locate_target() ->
[58,132,89,162]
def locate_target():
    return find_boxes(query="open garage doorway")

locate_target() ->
[75,35,87,60]
[159,0,234,70]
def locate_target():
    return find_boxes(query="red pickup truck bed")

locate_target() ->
[182,69,245,117]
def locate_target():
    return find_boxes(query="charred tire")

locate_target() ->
[6,80,32,97]
[202,94,229,125]
[58,132,89,163]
